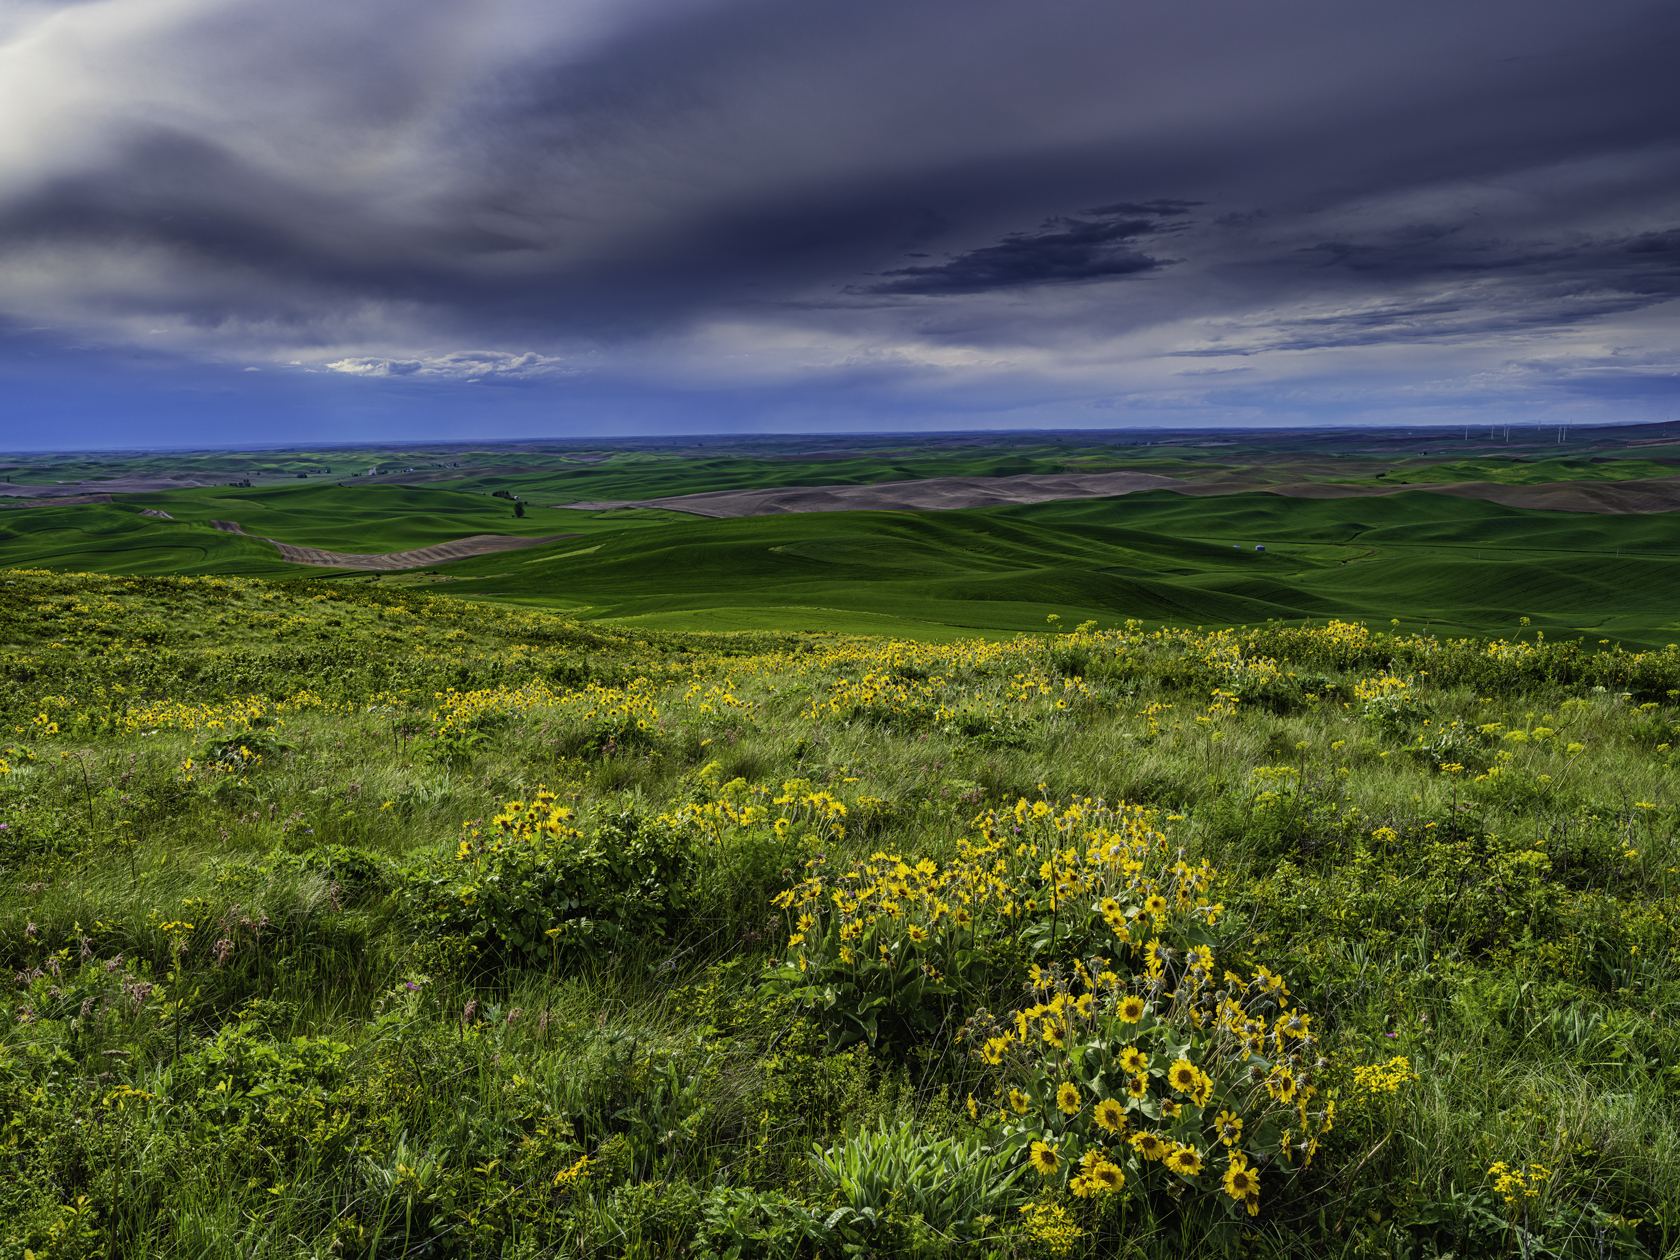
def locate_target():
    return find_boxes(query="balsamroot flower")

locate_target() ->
[1168,1058,1201,1093]
[1055,1081,1081,1115]
[1215,1110,1244,1146]
[1223,1154,1259,1208]
[1093,1097,1125,1132]
[1028,1140,1060,1176]
[1131,1130,1168,1161]
[1166,1143,1204,1177]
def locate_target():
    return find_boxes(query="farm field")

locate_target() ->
[474,491,1680,646]
[3,485,1680,645]
[4,424,1680,646]
[7,422,1680,506]
[2,569,1678,1258]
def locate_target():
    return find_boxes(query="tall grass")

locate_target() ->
[2,571,1677,1257]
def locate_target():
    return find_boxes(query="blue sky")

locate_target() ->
[1,0,1676,449]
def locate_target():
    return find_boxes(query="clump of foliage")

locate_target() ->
[401,792,695,967]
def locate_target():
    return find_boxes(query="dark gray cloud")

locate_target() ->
[860,205,1188,295]
[0,0,1675,433]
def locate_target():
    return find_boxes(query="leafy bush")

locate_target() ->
[766,796,1215,1049]
[1198,764,1363,861]
[970,953,1333,1230]
[169,1019,352,1132]
[1399,716,1484,772]
[1356,673,1429,729]
[811,1121,1029,1254]
[400,792,694,968]
[691,1187,834,1260]
[196,724,294,768]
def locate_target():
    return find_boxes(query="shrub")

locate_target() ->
[969,952,1334,1230]
[196,724,293,768]
[810,1121,1029,1254]
[1198,764,1362,862]
[692,1187,832,1260]
[1356,673,1429,729]
[766,795,1217,1050]
[399,792,694,969]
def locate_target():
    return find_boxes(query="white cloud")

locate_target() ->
[322,350,565,380]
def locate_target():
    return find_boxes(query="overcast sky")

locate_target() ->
[1,0,1677,447]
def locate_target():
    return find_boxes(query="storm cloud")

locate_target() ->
[862,205,1190,295]
[0,0,1676,440]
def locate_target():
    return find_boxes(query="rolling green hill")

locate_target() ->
[442,450,1099,502]
[408,491,1680,645]
[114,483,609,551]
[0,501,299,576]
[4,479,1677,646]
[0,485,681,578]
[1370,456,1680,485]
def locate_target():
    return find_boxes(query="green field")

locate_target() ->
[1329,457,1680,487]
[0,485,671,577]
[9,423,1675,507]
[4,478,1679,646]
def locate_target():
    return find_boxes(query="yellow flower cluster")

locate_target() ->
[425,672,701,751]
[1004,668,1102,707]
[455,787,582,864]
[549,1153,590,1190]
[1487,1160,1550,1207]
[680,679,753,716]
[1352,674,1416,704]
[792,644,1116,737]
[19,690,330,739]
[973,946,1332,1222]
[431,683,543,732]
[1350,1055,1419,1096]
[1198,634,1288,698]
[978,794,1220,928]
[1140,701,1174,740]
[657,765,851,846]
[1017,1198,1085,1256]
[1247,764,1301,810]
[774,794,1212,974]
[810,668,1001,728]
[1069,1147,1126,1198]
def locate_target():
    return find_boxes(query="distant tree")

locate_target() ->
[514,501,526,519]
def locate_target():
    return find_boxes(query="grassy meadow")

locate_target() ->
[3,568,1679,1258]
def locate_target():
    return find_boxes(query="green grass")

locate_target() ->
[8,427,1675,507]
[0,500,303,576]
[117,482,618,552]
[0,445,572,484]
[594,605,997,640]
[459,451,1073,502]
[3,570,1679,1258]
